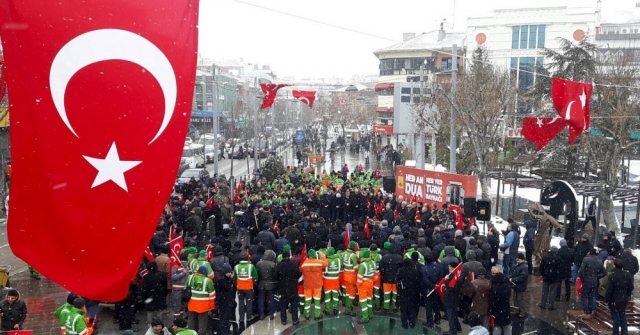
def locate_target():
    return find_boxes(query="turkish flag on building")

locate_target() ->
[292,90,316,108]
[0,0,199,301]
[260,83,291,109]
[169,236,184,268]
[522,117,568,152]
[551,77,593,143]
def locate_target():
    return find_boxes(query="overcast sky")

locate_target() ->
[198,0,607,79]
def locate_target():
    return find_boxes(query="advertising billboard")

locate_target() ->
[395,166,477,206]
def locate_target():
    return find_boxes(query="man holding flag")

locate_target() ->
[442,261,463,335]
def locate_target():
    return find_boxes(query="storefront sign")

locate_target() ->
[395,166,477,205]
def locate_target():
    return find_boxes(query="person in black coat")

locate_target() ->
[274,252,302,326]
[396,258,419,329]
[489,269,512,335]
[442,261,462,335]
[486,228,500,266]
[142,262,168,325]
[539,247,562,310]
[216,264,236,335]
[379,243,403,312]
[116,280,141,331]
[617,248,639,276]
[509,253,528,318]
[556,238,573,301]
[605,258,634,335]
[421,254,445,327]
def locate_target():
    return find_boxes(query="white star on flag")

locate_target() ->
[83,142,142,192]
[536,118,544,127]
[579,89,587,109]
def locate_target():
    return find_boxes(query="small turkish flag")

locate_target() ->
[327,240,331,249]
[522,117,568,152]
[292,90,316,108]
[205,244,214,262]
[300,244,307,265]
[551,78,593,143]
[169,236,184,268]
[364,218,371,239]
[0,0,199,301]
[273,220,279,234]
[260,83,291,109]
[344,227,350,247]
[169,225,176,241]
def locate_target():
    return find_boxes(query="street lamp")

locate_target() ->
[212,81,229,177]
[254,93,264,175]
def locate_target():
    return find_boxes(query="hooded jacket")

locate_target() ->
[142,262,169,311]
[210,246,229,274]
[0,292,27,331]
[379,244,403,283]
[441,246,461,269]
[257,250,277,290]
[523,219,536,250]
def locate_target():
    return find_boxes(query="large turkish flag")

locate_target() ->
[551,77,593,143]
[0,0,199,300]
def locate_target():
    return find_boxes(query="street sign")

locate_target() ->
[239,120,245,127]
[204,110,224,116]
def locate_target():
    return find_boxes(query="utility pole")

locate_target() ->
[254,102,259,175]
[450,44,458,173]
[212,81,219,177]
[416,64,425,170]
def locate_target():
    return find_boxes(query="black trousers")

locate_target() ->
[218,307,232,335]
[424,290,441,324]
[525,247,534,274]
[556,277,571,300]
[400,302,417,328]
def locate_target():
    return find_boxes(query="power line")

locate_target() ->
[231,0,640,90]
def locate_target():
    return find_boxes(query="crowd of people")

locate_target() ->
[45,166,638,335]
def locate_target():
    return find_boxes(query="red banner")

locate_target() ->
[395,166,477,205]
[0,0,199,301]
[170,237,184,268]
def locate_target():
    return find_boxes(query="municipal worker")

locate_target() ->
[301,249,327,320]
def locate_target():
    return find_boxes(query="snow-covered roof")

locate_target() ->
[374,30,466,56]
[331,83,370,92]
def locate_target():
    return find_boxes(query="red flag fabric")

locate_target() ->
[143,246,155,262]
[576,277,583,297]
[344,227,350,247]
[327,239,331,249]
[169,225,176,241]
[364,218,371,239]
[300,244,307,265]
[292,90,316,108]
[435,278,447,300]
[247,248,251,261]
[169,236,184,268]
[449,205,465,231]
[551,77,593,143]
[206,197,214,209]
[415,207,421,222]
[205,244,214,262]
[0,0,199,301]
[522,117,568,152]
[436,262,464,299]
[260,83,291,109]
[273,220,280,235]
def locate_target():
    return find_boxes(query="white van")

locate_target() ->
[182,144,205,168]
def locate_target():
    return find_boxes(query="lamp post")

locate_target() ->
[212,81,228,177]
[254,93,264,175]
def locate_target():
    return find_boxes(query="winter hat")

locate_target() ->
[197,265,209,275]
[283,244,291,253]
[369,244,378,251]
[349,241,358,250]
[222,263,233,274]
[360,249,371,259]
[550,246,558,252]
[477,267,487,276]
[560,239,568,247]
[66,293,79,305]
[263,223,271,230]
[199,201,206,207]
[517,253,526,260]
[199,250,207,258]
[581,233,590,240]
[151,317,164,327]
[308,249,317,259]
[393,226,402,234]
[188,247,197,254]
[173,317,188,328]
[383,242,391,249]
[73,297,85,309]
[336,193,341,198]
[327,247,335,256]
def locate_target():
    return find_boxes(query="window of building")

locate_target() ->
[401,96,411,103]
[511,57,544,95]
[512,25,545,49]
[401,87,411,94]
[441,57,452,71]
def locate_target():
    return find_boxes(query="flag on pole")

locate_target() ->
[169,236,184,268]
[364,217,371,239]
[205,244,214,262]
[143,246,155,262]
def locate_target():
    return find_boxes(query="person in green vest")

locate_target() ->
[54,293,78,334]
[342,241,359,316]
[187,248,199,273]
[357,249,375,324]
[276,244,291,264]
[171,317,197,335]
[191,250,214,279]
[404,246,425,265]
[369,244,383,310]
[63,297,89,335]
[323,247,342,316]
[234,258,259,323]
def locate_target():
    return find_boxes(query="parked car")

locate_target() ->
[224,138,241,158]
[174,168,210,193]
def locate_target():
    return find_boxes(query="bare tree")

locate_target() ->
[436,47,517,199]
